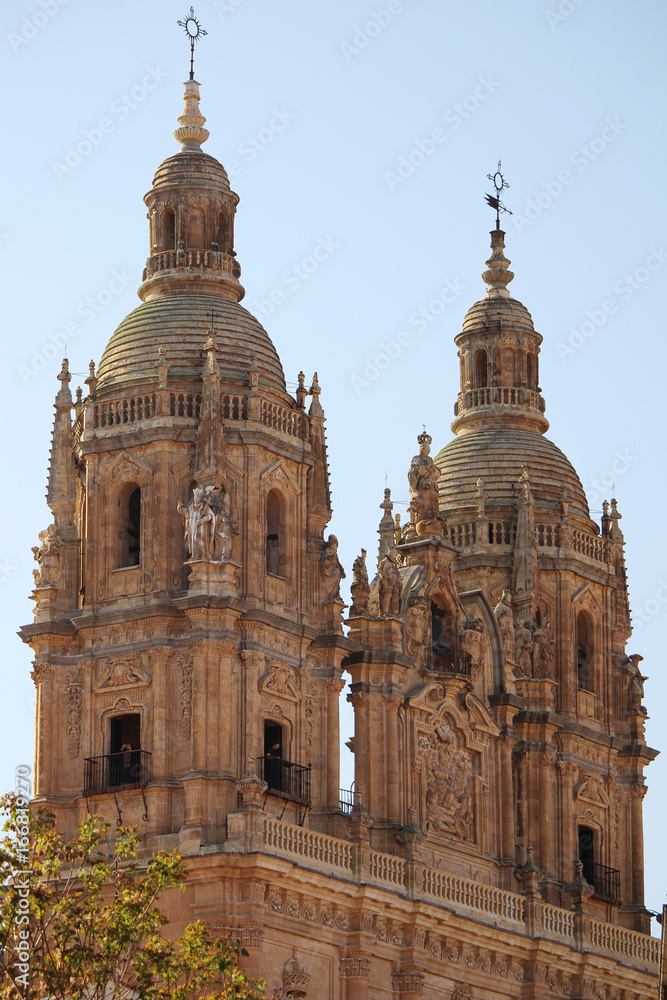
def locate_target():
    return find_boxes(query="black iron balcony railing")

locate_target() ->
[581,859,621,905]
[432,649,472,677]
[84,750,151,793]
[256,756,311,807]
[339,787,361,814]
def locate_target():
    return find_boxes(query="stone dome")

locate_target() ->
[434,426,590,518]
[96,292,286,394]
[460,294,538,338]
[151,149,234,195]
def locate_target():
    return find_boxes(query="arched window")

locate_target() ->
[263,720,285,792]
[217,211,228,253]
[526,352,536,390]
[162,209,175,251]
[118,485,141,568]
[266,490,284,577]
[189,208,206,249]
[576,611,594,691]
[473,349,488,388]
[499,346,516,387]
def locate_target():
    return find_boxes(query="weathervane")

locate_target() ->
[485,160,512,229]
[177,7,208,80]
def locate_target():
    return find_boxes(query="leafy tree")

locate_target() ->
[0,795,265,999]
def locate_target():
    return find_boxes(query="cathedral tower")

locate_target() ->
[22,68,659,999]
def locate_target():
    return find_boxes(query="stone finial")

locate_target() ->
[85,359,97,400]
[481,228,514,298]
[202,326,220,377]
[296,371,307,411]
[281,948,310,998]
[308,372,324,417]
[174,78,210,150]
[56,358,72,405]
[566,859,594,900]
[377,488,395,566]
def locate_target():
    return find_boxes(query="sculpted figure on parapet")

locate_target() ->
[32,524,61,587]
[320,534,346,602]
[408,430,444,536]
[350,548,370,615]
[493,589,515,660]
[378,546,401,616]
[178,484,237,563]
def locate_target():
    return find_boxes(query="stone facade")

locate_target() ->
[20,77,659,999]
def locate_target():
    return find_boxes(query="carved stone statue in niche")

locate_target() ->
[320,534,346,602]
[378,546,401,616]
[407,431,444,536]
[513,617,534,678]
[459,617,485,680]
[421,720,473,841]
[531,618,555,678]
[626,654,647,715]
[406,601,429,668]
[493,589,515,661]
[178,484,237,562]
[349,548,370,615]
[32,524,61,587]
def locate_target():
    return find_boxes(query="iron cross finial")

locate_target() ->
[177,7,208,81]
[485,160,513,229]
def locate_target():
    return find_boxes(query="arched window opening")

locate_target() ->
[473,349,488,389]
[189,208,206,249]
[266,489,283,577]
[578,825,596,883]
[118,485,141,568]
[217,211,228,253]
[576,611,594,691]
[526,352,536,390]
[263,721,285,792]
[109,713,141,786]
[499,346,516,387]
[162,209,175,251]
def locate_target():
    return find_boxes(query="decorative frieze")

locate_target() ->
[338,952,371,979]
[64,667,83,758]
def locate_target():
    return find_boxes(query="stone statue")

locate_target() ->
[177,484,237,563]
[320,534,345,602]
[32,524,61,587]
[350,548,370,615]
[626,654,647,715]
[459,617,485,680]
[408,431,443,536]
[378,546,401,616]
[513,617,534,678]
[406,601,429,667]
[532,618,554,678]
[493,589,515,660]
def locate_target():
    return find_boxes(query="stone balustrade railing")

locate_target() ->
[143,248,241,279]
[455,385,546,416]
[261,818,658,971]
[447,519,608,567]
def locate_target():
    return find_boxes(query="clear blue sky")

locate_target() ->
[2,0,666,922]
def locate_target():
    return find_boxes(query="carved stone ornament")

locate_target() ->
[407,431,444,536]
[513,616,554,678]
[391,967,425,996]
[320,534,346,602]
[65,668,83,758]
[378,546,401,616]
[420,719,473,841]
[32,523,62,590]
[279,948,311,999]
[338,953,371,979]
[262,664,300,701]
[452,984,472,1000]
[94,653,150,691]
[459,617,485,680]
[350,548,370,615]
[178,655,193,740]
[177,483,238,563]
[406,602,429,668]
[493,589,515,661]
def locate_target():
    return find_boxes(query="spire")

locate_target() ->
[481,228,514,298]
[47,360,76,524]
[174,78,210,151]
[377,488,395,567]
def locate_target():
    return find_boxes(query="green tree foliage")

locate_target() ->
[0,795,265,999]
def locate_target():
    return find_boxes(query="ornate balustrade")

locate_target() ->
[260,400,307,439]
[258,818,658,970]
[93,395,157,428]
[455,385,546,416]
[447,519,608,568]
[572,528,609,564]
[143,248,241,278]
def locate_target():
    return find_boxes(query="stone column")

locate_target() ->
[538,749,556,876]
[630,784,647,907]
[391,966,424,1000]
[326,678,343,811]
[557,760,578,884]
[386,694,402,824]
[32,663,55,796]
[499,734,515,862]
[339,953,371,1000]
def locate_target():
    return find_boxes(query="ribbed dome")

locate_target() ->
[461,294,537,338]
[96,293,286,394]
[434,426,589,517]
[151,150,233,194]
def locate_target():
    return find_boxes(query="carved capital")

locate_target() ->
[339,953,371,979]
[31,662,54,685]
[392,967,425,996]
[242,649,265,671]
